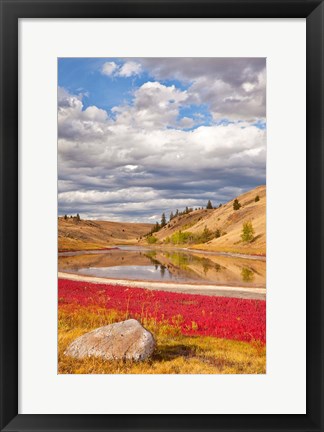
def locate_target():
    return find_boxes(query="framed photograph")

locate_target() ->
[1,0,323,431]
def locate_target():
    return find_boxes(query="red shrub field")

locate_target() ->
[58,278,266,344]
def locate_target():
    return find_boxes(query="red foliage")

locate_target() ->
[58,279,266,343]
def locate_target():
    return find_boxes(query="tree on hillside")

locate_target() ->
[241,221,255,243]
[215,228,221,238]
[64,214,67,220]
[255,195,260,202]
[233,199,241,211]
[161,213,167,227]
[76,213,81,221]
[169,211,174,221]
[149,221,161,235]
[175,209,179,217]
[200,225,213,243]
[185,206,189,214]
[219,203,222,208]
[206,200,213,209]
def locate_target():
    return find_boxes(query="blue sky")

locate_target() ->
[59,58,190,113]
[58,58,266,222]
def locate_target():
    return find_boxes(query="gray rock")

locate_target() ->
[64,319,155,361]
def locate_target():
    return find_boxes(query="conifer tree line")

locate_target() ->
[147,200,221,236]
[62,213,81,221]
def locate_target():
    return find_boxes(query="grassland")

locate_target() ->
[59,307,266,374]
[58,218,153,251]
[58,185,266,256]
[148,185,266,256]
[58,279,266,374]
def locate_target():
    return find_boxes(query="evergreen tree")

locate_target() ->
[76,213,81,221]
[169,211,174,221]
[206,200,213,209]
[161,213,166,227]
[233,199,241,211]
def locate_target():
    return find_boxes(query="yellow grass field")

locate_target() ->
[151,185,266,256]
[58,219,153,251]
[58,307,266,374]
[59,185,266,256]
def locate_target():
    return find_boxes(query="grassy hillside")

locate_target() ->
[143,185,266,256]
[58,218,153,251]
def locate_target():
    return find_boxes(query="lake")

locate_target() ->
[58,246,266,288]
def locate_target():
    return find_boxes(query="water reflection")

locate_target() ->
[58,247,266,288]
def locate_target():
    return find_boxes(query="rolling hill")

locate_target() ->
[58,185,266,255]
[142,185,266,256]
[58,218,153,251]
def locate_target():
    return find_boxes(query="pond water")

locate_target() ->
[58,246,266,288]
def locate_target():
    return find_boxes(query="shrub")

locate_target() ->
[147,235,158,244]
[170,231,194,245]
[255,195,260,202]
[233,199,241,211]
[241,267,255,282]
[199,226,213,243]
[241,221,255,243]
[215,229,221,238]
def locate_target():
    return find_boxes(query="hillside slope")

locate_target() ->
[144,185,266,255]
[58,218,153,251]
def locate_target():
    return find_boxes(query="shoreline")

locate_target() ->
[58,271,266,300]
[58,245,266,261]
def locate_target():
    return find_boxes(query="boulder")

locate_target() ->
[65,319,155,361]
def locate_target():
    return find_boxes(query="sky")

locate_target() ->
[58,58,266,223]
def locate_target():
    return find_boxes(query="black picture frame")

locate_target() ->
[1,1,323,431]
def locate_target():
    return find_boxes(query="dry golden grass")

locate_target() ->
[148,185,266,255]
[58,218,152,251]
[58,307,266,374]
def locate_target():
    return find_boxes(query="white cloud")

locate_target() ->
[58,87,110,140]
[112,81,188,130]
[101,61,118,76]
[118,61,142,77]
[136,58,266,121]
[58,63,266,220]
[100,60,142,78]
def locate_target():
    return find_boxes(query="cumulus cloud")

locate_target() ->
[137,58,266,121]
[58,87,111,143]
[112,81,188,130]
[101,60,142,78]
[58,58,266,221]
[118,61,142,77]
[101,61,118,76]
